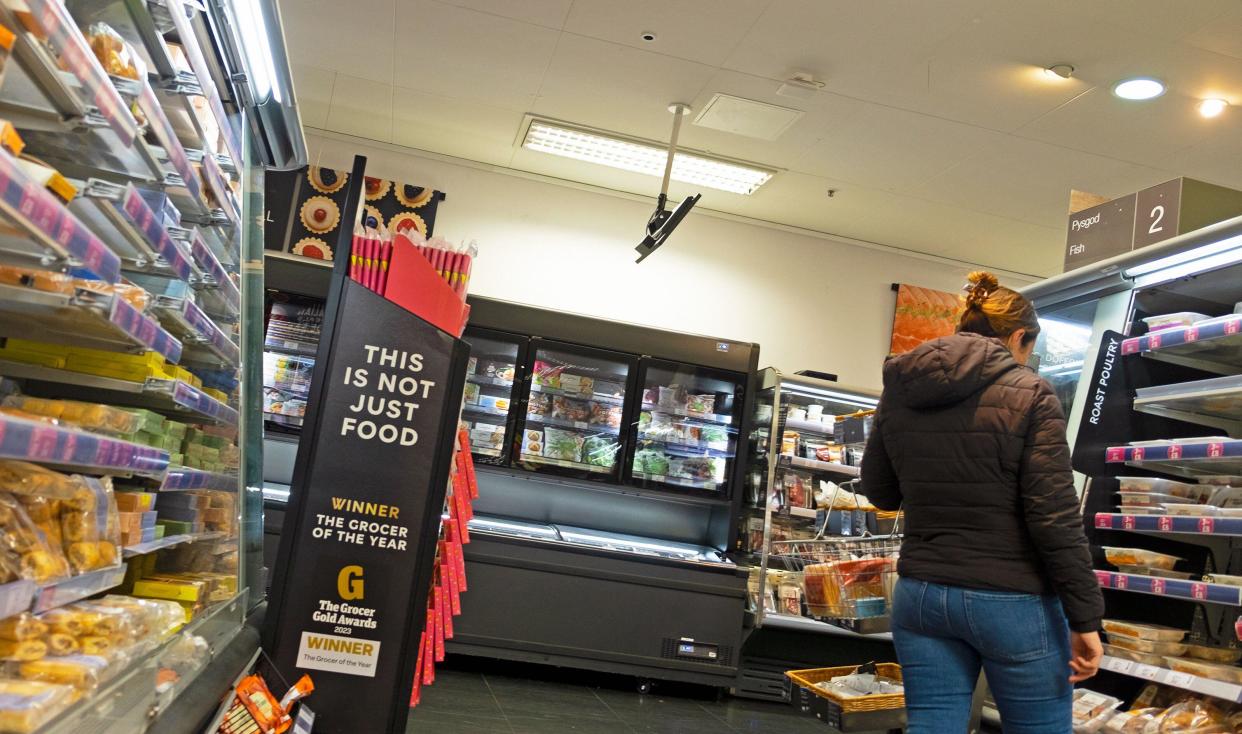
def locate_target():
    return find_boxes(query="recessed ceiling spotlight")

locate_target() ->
[1198,98,1229,118]
[639,30,657,42]
[1043,64,1075,80]
[1113,77,1165,100]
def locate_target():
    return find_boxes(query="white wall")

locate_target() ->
[302,131,1035,391]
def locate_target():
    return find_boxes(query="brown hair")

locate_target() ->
[958,271,1040,345]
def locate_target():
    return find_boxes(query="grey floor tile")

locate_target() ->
[592,688,724,725]
[415,671,507,719]
[405,708,514,733]
[506,715,637,734]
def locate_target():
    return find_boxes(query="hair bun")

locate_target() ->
[964,270,1000,308]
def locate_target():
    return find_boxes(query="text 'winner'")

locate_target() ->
[339,344,438,445]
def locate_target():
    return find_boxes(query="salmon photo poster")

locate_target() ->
[889,284,962,355]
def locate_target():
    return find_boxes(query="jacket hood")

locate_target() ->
[883,332,1021,409]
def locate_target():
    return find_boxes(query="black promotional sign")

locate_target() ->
[1063,194,1136,272]
[266,280,468,733]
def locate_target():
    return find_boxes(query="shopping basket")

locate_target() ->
[786,663,906,732]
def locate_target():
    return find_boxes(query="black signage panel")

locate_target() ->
[1133,178,1183,250]
[1064,194,1136,272]
[266,280,468,733]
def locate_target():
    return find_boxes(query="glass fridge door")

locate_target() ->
[461,327,527,465]
[516,339,635,481]
[629,360,745,497]
[262,295,324,432]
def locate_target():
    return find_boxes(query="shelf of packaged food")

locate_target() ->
[472,446,503,458]
[195,147,238,226]
[151,294,239,367]
[525,413,620,435]
[186,229,240,314]
[0,359,237,425]
[1132,374,1242,437]
[532,383,624,405]
[121,530,225,559]
[31,564,127,614]
[783,417,838,435]
[1095,570,1242,605]
[1122,316,1242,376]
[0,411,170,476]
[468,374,514,388]
[631,471,720,490]
[160,466,237,492]
[635,435,732,457]
[778,454,861,478]
[265,379,310,399]
[0,148,122,283]
[264,342,317,360]
[759,612,894,640]
[519,454,613,474]
[265,412,303,428]
[160,0,241,169]
[1094,512,1242,537]
[174,222,237,274]
[641,403,732,425]
[0,282,183,362]
[70,179,197,281]
[1105,440,1242,477]
[462,403,509,419]
[1100,655,1242,703]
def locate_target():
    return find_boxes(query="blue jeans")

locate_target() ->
[891,577,1072,734]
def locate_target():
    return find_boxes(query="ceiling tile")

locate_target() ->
[563,0,769,66]
[533,34,719,142]
[291,64,335,129]
[325,75,394,143]
[1184,6,1242,60]
[434,0,574,29]
[392,0,559,111]
[391,88,522,166]
[280,0,396,85]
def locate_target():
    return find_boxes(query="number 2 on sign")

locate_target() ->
[1148,205,1165,235]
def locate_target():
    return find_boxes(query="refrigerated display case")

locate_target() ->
[461,327,525,464]
[630,360,744,496]
[517,340,633,480]
[1021,214,1242,712]
[262,297,322,432]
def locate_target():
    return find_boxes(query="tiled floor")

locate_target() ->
[406,658,834,733]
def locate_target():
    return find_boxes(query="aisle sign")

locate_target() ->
[1063,194,1135,271]
[266,282,468,733]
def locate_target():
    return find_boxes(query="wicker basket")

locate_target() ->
[786,663,905,713]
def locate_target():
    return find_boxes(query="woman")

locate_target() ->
[861,271,1104,733]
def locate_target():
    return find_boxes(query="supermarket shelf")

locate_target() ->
[0,359,236,425]
[1095,570,1242,605]
[463,403,509,419]
[1133,374,1242,437]
[122,532,203,558]
[0,411,169,477]
[160,466,237,491]
[778,454,861,478]
[151,294,239,367]
[472,446,502,458]
[1105,439,1242,477]
[0,149,122,283]
[642,402,733,425]
[526,413,620,435]
[759,612,894,641]
[265,412,304,428]
[187,229,240,315]
[468,374,514,388]
[1095,512,1242,537]
[0,282,183,362]
[32,565,127,613]
[160,0,241,168]
[1122,316,1242,376]
[519,454,613,474]
[264,342,317,359]
[533,383,624,405]
[1100,655,1242,703]
[636,435,732,457]
[0,580,35,618]
[71,179,196,281]
[632,471,721,490]
[783,418,838,435]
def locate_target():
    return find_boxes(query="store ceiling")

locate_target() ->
[278,0,1242,277]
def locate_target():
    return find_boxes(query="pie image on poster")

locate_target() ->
[307,166,347,194]
[389,211,427,238]
[364,176,390,201]
[361,205,384,229]
[292,237,332,260]
[395,183,433,208]
[299,196,340,234]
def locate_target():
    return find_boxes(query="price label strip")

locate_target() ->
[189,230,241,312]
[120,185,195,281]
[182,298,240,365]
[109,295,183,363]
[163,0,243,168]
[137,82,203,207]
[171,380,239,425]
[201,151,238,226]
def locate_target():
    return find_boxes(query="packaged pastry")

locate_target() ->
[1117,477,1215,500]
[57,477,121,573]
[0,463,87,501]
[84,23,139,81]
[2,397,140,436]
[42,634,78,657]
[1163,656,1242,684]
[1146,700,1230,733]
[1104,632,1187,657]
[1101,619,1186,642]
[0,265,73,295]
[1182,643,1242,663]
[1102,547,1183,571]
[0,616,45,643]
[0,640,46,662]
[0,493,70,585]
[37,610,84,637]
[18,654,108,691]
[0,678,75,733]
[72,279,150,314]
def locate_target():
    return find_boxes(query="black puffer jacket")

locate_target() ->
[861,332,1104,632]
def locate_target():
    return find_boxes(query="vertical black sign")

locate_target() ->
[1064,194,1137,272]
[266,281,468,733]
[1133,178,1183,249]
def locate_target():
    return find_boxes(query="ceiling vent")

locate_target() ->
[691,94,803,141]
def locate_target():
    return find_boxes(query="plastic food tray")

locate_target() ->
[1162,504,1219,516]
[1106,633,1188,657]
[1205,574,1242,587]
[1118,476,1211,499]
[1103,547,1184,571]
[1142,312,1210,330]
[1102,643,1166,667]
[1183,644,1242,663]
[1163,656,1242,684]
[1118,506,1166,515]
[1120,492,1199,506]
[1101,619,1186,642]
[1115,565,1193,580]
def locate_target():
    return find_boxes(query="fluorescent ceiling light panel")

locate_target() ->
[522,120,775,195]
[1124,234,1242,277]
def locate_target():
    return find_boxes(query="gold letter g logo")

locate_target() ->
[338,565,364,600]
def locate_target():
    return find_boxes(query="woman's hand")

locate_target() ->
[1069,631,1103,683]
